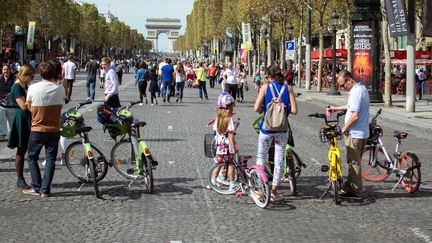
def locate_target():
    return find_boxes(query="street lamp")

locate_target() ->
[287,23,294,41]
[327,9,341,95]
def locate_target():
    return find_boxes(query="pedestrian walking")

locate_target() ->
[208,63,218,88]
[0,64,15,141]
[237,72,248,103]
[62,56,77,101]
[99,64,105,89]
[196,62,209,100]
[161,58,174,103]
[23,62,65,197]
[254,65,298,201]
[329,70,370,198]
[175,62,186,103]
[148,66,159,106]
[222,62,239,100]
[116,64,123,85]
[7,64,35,189]
[85,55,99,101]
[135,61,150,105]
[101,57,121,108]
[416,68,427,100]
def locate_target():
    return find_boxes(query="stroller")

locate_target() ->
[186,70,196,88]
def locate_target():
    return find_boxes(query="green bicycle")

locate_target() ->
[109,101,159,193]
[62,100,109,199]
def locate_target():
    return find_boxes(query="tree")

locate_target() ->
[381,0,392,107]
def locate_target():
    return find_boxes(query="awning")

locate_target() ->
[311,49,347,59]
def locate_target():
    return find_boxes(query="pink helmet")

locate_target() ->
[217,92,234,109]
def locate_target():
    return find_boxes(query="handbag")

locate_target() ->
[194,78,201,87]
[0,93,13,108]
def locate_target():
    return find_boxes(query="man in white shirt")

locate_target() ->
[222,62,239,101]
[62,56,77,101]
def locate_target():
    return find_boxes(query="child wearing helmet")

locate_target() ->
[209,92,238,192]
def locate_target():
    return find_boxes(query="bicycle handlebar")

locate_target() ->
[116,101,141,116]
[370,108,382,124]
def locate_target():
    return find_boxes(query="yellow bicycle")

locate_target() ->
[309,110,346,205]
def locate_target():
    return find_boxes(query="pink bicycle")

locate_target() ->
[204,117,271,209]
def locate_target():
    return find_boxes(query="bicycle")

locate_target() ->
[205,118,271,209]
[252,115,307,196]
[109,101,159,193]
[308,110,346,205]
[361,109,421,193]
[62,100,109,199]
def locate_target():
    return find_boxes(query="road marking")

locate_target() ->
[167,111,172,114]
[88,109,93,112]
[168,126,173,131]
[410,227,432,243]
[168,161,175,165]
[311,158,321,166]
[170,241,182,243]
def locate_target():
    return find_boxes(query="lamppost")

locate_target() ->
[328,10,341,95]
[288,23,294,41]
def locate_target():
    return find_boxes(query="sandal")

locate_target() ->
[270,193,284,202]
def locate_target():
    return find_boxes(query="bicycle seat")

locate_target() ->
[131,121,147,128]
[239,155,252,164]
[393,131,408,139]
[76,126,92,133]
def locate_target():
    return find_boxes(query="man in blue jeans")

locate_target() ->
[23,62,65,198]
[85,55,99,101]
[161,58,174,103]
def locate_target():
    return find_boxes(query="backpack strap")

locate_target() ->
[269,83,277,99]
[278,85,286,100]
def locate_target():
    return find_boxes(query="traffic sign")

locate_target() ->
[285,41,295,51]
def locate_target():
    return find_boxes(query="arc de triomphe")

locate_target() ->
[145,18,181,52]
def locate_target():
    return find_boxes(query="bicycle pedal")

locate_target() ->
[321,165,329,172]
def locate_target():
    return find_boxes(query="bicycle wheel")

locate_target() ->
[207,163,238,195]
[286,154,297,196]
[143,155,154,194]
[65,141,109,182]
[397,152,421,193]
[292,150,304,179]
[361,146,391,181]
[248,168,270,209]
[88,158,101,198]
[111,139,138,179]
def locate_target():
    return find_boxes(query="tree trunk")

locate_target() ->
[317,30,324,92]
[267,24,273,67]
[381,0,392,107]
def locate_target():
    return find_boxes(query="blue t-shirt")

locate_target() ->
[259,81,291,134]
[161,65,174,81]
[345,83,370,139]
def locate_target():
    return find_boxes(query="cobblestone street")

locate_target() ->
[1,72,432,242]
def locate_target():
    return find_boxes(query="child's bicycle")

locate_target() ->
[308,110,346,205]
[252,116,306,196]
[109,101,159,193]
[204,118,271,209]
[62,100,109,199]
[361,109,421,192]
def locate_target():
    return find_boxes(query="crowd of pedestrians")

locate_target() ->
[0,52,372,201]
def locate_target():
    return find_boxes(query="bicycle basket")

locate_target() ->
[97,104,129,138]
[204,133,216,158]
[319,126,341,143]
[60,111,83,138]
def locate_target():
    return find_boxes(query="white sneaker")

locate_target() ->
[228,182,238,192]
[42,160,46,167]
[139,103,143,106]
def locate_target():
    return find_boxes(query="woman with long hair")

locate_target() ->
[174,62,186,103]
[7,64,35,189]
[254,65,298,200]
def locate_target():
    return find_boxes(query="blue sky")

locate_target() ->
[83,0,195,51]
